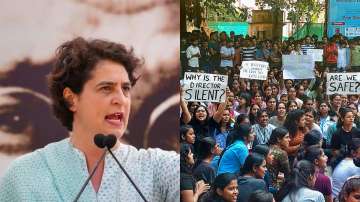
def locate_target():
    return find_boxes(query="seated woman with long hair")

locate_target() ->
[199,173,238,202]
[180,124,196,145]
[283,109,306,165]
[217,124,254,175]
[237,153,268,202]
[301,145,332,202]
[275,160,325,202]
[180,143,210,202]
[267,127,291,191]
[269,102,287,128]
[249,104,261,125]
[330,107,360,169]
[253,144,276,193]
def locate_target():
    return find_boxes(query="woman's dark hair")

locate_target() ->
[250,80,260,90]
[201,173,237,202]
[276,160,316,201]
[241,153,265,175]
[337,107,353,128]
[295,84,304,93]
[348,103,359,112]
[302,96,313,105]
[332,138,360,169]
[284,109,305,136]
[48,37,141,131]
[249,104,260,125]
[180,143,193,174]
[299,145,323,163]
[280,93,288,100]
[230,123,252,144]
[338,176,360,202]
[318,101,331,116]
[194,137,216,170]
[296,130,322,162]
[286,100,298,111]
[192,105,209,123]
[304,108,317,121]
[253,144,270,157]
[219,124,252,166]
[252,90,264,99]
[213,173,237,191]
[349,138,360,157]
[331,93,341,101]
[248,190,274,202]
[256,109,269,121]
[220,108,233,129]
[226,114,250,146]
[266,96,277,105]
[234,114,249,128]
[187,102,200,113]
[180,124,193,142]
[303,129,322,147]
[268,127,289,145]
[238,93,251,108]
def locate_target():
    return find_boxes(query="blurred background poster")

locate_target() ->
[0,0,179,177]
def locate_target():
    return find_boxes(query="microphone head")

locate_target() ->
[105,134,117,149]
[94,134,106,148]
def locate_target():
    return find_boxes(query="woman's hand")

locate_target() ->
[194,180,210,195]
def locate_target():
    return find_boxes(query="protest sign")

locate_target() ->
[326,72,360,95]
[307,49,323,62]
[183,72,228,102]
[239,61,269,80]
[282,55,315,79]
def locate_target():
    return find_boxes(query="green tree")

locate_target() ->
[181,0,248,33]
[207,5,249,22]
[287,0,324,33]
[255,0,291,39]
[256,0,324,36]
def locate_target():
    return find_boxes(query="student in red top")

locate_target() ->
[324,37,338,72]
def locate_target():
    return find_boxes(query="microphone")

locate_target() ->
[94,133,117,149]
[72,134,115,202]
[105,134,149,202]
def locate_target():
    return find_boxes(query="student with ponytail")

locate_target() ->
[276,160,325,202]
[217,123,254,175]
[303,145,332,202]
[253,144,275,193]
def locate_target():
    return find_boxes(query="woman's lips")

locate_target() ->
[105,112,123,127]
[105,119,123,127]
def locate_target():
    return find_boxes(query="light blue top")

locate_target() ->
[0,138,179,202]
[332,158,360,198]
[217,140,248,175]
[282,187,325,202]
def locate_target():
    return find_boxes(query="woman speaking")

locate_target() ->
[0,37,179,201]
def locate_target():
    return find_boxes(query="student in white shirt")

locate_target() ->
[186,37,201,71]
